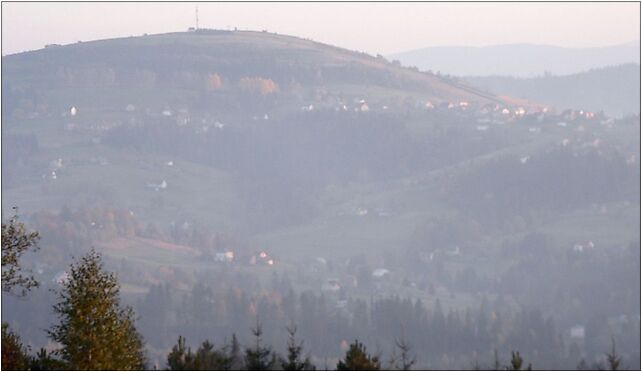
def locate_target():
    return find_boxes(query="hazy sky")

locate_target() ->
[2,2,640,56]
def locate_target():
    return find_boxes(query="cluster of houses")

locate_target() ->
[320,266,392,294]
[55,93,617,146]
[214,250,235,263]
[210,248,276,267]
[572,240,595,253]
[250,250,275,266]
[335,206,392,218]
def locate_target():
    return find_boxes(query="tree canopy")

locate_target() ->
[336,340,381,371]
[2,210,40,296]
[48,249,146,370]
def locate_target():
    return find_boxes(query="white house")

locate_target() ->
[147,180,167,191]
[570,325,585,339]
[372,268,390,278]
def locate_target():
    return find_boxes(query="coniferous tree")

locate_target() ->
[392,336,415,370]
[28,348,67,371]
[166,335,246,371]
[48,249,146,370]
[337,340,381,371]
[193,340,232,370]
[508,351,531,371]
[167,336,192,370]
[245,320,277,370]
[227,333,244,370]
[606,338,622,371]
[280,325,315,370]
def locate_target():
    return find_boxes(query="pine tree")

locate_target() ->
[227,333,243,370]
[280,325,315,370]
[48,249,146,370]
[193,340,232,370]
[245,320,277,370]
[28,348,67,370]
[337,340,381,371]
[606,338,622,371]
[166,335,244,370]
[508,351,531,371]
[2,210,39,296]
[167,336,192,370]
[392,336,415,370]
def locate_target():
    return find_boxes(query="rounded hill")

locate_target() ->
[3,29,511,109]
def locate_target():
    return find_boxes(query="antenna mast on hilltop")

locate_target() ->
[195,6,199,30]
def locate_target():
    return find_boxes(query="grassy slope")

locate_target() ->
[3,30,512,107]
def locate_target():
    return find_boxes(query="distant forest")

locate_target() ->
[466,64,641,118]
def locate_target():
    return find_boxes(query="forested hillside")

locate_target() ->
[2,30,640,369]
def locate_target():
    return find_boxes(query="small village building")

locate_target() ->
[372,268,390,278]
[570,325,585,339]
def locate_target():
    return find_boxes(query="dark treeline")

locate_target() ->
[133,282,638,369]
[449,147,640,221]
[3,204,640,369]
[6,265,639,370]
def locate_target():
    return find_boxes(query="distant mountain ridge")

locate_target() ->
[465,63,640,118]
[389,43,640,77]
